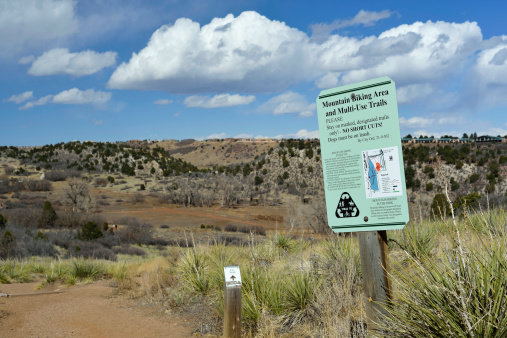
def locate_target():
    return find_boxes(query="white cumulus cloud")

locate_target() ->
[28,48,117,76]
[108,11,316,93]
[0,0,78,58]
[53,88,111,105]
[184,94,255,108]
[19,88,111,110]
[6,91,34,104]
[108,10,484,108]
[258,91,315,117]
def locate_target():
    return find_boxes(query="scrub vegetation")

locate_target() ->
[0,139,506,336]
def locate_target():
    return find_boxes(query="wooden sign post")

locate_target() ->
[358,230,391,331]
[223,265,242,338]
[316,77,409,333]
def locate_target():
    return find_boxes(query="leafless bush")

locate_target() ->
[224,224,237,232]
[48,229,78,249]
[94,177,108,186]
[4,166,14,175]
[25,179,52,191]
[56,210,86,228]
[130,193,145,204]
[45,169,80,181]
[214,235,246,246]
[0,225,57,258]
[113,245,146,256]
[66,240,116,260]
[3,208,41,228]
[157,193,171,204]
[115,216,153,245]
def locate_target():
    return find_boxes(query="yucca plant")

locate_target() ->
[400,222,437,260]
[282,269,323,328]
[178,247,210,294]
[70,258,105,280]
[269,232,296,255]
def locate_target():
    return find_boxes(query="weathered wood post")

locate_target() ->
[358,230,391,332]
[223,265,242,338]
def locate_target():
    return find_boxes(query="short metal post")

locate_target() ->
[358,230,391,333]
[224,265,242,338]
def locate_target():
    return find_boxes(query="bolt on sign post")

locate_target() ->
[224,265,242,338]
[316,76,409,332]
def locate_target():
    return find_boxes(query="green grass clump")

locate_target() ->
[70,259,105,280]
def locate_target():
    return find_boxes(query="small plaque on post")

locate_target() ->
[224,265,241,287]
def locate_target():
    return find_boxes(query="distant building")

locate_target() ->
[415,138,435,144]
[476,135,503,142]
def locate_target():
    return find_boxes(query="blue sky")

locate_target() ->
[1,0,507,146]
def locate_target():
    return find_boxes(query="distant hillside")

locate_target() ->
[154,139,279,168]
[1,140,505,215]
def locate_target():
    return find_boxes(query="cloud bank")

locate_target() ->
[0,0,78,58]
[184,94,255,108]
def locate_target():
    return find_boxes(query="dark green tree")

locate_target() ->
[254,176,264,186]
[430,194,452,216]
[40,200,57,227]
[80,221,103,240]
[0,213,7,229]
[0,231,16,259]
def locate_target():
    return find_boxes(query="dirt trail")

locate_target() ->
[0,280,195,337]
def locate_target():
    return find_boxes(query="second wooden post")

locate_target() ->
[224,265,242,338]
[358,230,391,332]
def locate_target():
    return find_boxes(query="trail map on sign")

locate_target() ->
[362,146,403,198]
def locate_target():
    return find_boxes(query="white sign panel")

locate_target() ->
[224,265,241,287]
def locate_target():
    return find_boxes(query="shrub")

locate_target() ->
[94,177,108,186]
[450,177,460,191]
[107,176,115,183]
[45,170,80,181]
[425,182,433,191]
[25,179,52,191]
[254,176,264,185]
[40,200,57,227]
[0,230,16,259]
[80,221,103,241]
[469,173,480,183]
[113,245,146,256]
[224,224,237,232]
[0,213,7,229]
[430,193,452,217]
[115,216,153,245]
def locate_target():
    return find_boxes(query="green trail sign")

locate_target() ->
[316,76,409,233]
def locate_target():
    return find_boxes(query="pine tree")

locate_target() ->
[40,200,57,227]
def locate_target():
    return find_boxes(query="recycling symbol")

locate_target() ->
[335,192,360,218]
